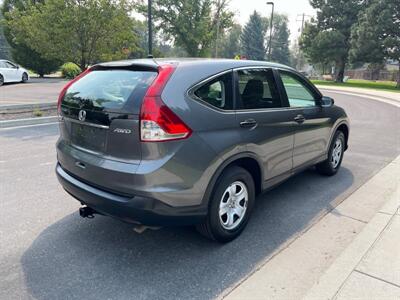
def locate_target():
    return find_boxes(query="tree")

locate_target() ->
[350,0,400,87]
[269,14,290,65]
[138,0,233,57]
[0,11,11,59]
[219,23,242,58]
[2,0,61,76]
[300,23,348,75]
[6,0,140,70]
[241,11,266,60]
[290,39,307,70]
[302,0,366,82]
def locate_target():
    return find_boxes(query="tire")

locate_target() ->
[196,166,255,243]
[316,131,345,176]
[0,74,4,86]
[21,72,28,83]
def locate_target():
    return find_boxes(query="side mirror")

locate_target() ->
[319,96,334,107]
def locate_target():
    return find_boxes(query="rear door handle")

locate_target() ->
[240,119,257,128]
[294,114,305,124]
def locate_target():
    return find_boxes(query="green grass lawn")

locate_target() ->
[311,79,400,93]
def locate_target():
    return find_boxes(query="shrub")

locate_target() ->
[33,108,43,117]
[61,62,82,79]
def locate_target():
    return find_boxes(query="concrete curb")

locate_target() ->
[0,116,59,128]
[0,102,57,113]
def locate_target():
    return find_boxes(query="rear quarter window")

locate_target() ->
[192,72,233,110]
[62,70,157,113]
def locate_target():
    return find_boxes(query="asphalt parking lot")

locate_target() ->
[0,78,67,106]
[0,92,399,299]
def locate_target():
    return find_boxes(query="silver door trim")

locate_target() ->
[62,116,109,129]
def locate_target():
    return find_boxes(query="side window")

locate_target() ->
[194,72,233,110]
[280,71,316,107]
[236,69,281,110]
[0,62,5,68]
[5,62,17,69]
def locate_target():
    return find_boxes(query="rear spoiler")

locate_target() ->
[92,59,160,72]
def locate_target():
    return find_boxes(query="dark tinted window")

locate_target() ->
[237,69,281,109]
[63,70,157,112]
[194,72,233,110]
[280,71,316,107]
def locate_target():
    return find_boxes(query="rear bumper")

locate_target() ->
[56,164,207,226]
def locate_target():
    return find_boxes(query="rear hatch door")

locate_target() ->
[57,64,158,193]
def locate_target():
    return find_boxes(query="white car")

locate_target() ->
[0,60,29,86]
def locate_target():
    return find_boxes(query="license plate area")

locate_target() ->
[71,123,107,153]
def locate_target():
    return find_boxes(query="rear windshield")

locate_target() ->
[62,70,157,113]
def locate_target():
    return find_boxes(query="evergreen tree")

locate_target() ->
[270,15,290,65]
[241,11,266,60]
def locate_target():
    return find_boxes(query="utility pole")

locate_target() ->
[148,0,153,57]
[296,13,312,34]
[267,2,274,61]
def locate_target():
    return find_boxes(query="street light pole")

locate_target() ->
[267,2,274,61]
[148,0,153,57]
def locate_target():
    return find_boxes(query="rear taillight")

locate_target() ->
[57,68,92,114]
[140,64,192,142]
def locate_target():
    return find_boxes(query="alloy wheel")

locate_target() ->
[331,138,343,168]
[219,181,248,230]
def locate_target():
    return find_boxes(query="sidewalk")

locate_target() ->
[305,189,400,299]
[223,156,400,300]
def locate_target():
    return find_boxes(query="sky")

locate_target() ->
[229,0,316,41]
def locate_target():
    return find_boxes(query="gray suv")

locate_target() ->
[56,59,349,242]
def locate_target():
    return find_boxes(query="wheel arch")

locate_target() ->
[201,152,264,207]
[328,120,349,152]
[335,122,349,150]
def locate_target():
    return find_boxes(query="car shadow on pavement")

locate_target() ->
[21,167,354,300]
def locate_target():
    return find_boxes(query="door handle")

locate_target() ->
[294,114,305,124]
[240,119,257,128]
[75,161,86,169]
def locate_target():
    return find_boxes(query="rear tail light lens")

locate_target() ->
[57,68,92,114]
[140,64,192,142]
